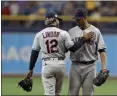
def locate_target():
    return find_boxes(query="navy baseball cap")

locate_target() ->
[73,8,87,19]
[46,12,62,21]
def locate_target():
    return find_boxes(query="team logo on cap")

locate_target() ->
[55,15,58,17]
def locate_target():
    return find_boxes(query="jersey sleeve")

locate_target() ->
[97,30,106,50]
[64,31,74,49]
[32,34,41,51]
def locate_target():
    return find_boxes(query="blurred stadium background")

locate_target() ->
[1,1,117,95]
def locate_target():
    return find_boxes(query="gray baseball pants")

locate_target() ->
[42,58,66,95]
[68,61,96,96]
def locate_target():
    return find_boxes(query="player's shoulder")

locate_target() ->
[90,25,100,33]
[55,27,68,35]
[56,27,67,32]
[68,26,78,33]
[54,28,69,38]
[35,28,47,37]
[35,31,41,37]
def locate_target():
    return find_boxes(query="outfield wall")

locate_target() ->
[2,33,117,76]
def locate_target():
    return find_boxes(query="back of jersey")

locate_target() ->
[32,27,73,59]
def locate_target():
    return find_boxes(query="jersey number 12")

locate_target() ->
[45,39,58,53]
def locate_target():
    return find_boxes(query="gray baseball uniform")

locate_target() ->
[32,26,74,95]
[68,25,106,95]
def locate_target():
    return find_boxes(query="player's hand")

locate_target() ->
[93,69,109,86]
[18,70,33,92]
[25,70,33,79]
[83,31,94,40]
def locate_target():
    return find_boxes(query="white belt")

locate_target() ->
[42,58,65,66]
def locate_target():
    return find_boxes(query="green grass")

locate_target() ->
[2,77,117,95]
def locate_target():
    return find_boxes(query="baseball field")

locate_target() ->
[2,77,117,95]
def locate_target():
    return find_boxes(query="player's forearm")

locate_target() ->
[100,52,107,70]
[68,38,85,52]
[29,50,39,70]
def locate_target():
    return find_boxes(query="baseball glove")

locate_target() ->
[18,78,33,92]
[93,70,109,86]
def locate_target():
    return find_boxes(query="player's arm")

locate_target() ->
[68,38,85,52]
[26,34,41,78]
[70,31,95,52]
[98,31,107,71]
[64,31,85,52]
[99,50,107,70]
[29,50,39,70]
[66,30,94,52]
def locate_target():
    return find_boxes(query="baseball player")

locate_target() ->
[24,12,93,96]
[68,8,108,95]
